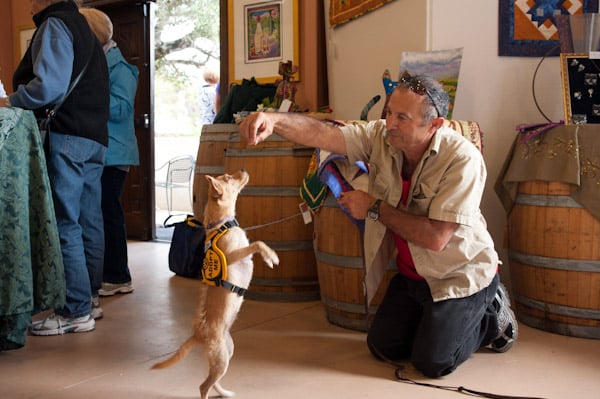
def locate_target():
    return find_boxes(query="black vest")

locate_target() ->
[13,1,109,146]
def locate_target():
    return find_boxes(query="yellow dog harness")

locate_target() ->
[202,219,248,296]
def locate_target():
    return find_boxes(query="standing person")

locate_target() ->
[199,66,219,125]
[239,71,518,377]
[0,0,109,335]
[79,8,139,300]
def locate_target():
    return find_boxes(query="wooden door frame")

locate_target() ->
[219,0,229,111]
[82,0,156,240]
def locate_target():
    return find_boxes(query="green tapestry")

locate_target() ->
[0,108,65,350]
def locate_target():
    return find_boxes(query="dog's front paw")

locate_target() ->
[263,251,279,269]
[255,241,279,269]
[263,249,279,269]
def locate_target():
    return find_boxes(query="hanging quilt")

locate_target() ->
[499,0,599,56]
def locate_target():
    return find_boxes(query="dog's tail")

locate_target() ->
[151,336,199,369]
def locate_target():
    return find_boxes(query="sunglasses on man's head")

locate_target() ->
[398,71,441,117]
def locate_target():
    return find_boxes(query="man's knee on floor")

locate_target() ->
[366,333,409,362]
[411,354,457,378]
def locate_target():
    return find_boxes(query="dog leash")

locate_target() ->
[368,328,546,399]
[243,204,324,232]
[394,370,547,399]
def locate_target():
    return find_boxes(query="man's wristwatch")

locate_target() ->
[367,199,382,221]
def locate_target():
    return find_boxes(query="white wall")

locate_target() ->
[325,0,567,285]
[325,0,428,119]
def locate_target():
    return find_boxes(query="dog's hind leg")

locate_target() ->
[200,338,234,399]
[213,382,235,398]
[212,331,235,397]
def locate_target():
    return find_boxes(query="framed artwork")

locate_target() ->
[18,26,35,59]
[560,53,600,124]
[228,0,299,84]
[498,0,599,57]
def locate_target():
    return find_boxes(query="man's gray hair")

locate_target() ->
[396,72,450,122]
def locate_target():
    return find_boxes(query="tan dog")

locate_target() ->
[152,169,279,399]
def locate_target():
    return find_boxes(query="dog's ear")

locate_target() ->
[206,175,224,198]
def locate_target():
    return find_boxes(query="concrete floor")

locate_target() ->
[1,240,599,399]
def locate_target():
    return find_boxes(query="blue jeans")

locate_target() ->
[101,166,132,284]
[367,273,499,377]
[46,133,106,318]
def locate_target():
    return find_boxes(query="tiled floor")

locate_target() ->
[1,240,599,399]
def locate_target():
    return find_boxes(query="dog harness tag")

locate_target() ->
[202,229,228,286]
[299,201,312,224]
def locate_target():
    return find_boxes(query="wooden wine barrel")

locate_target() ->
[192,124,239,219]
[224,132,319,301]
[314,194,395,331]
[508,180,600,339]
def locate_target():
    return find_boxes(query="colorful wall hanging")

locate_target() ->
[499,0,599,57]
[329,0,396,28]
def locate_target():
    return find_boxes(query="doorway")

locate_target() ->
[83,0,222,241]
[153,0,221,239]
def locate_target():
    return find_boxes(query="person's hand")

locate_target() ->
[239,112,274,145]
[337,190,377,220]
[0,97,10,108]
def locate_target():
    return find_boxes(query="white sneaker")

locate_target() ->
[30,313,95,336]
[98,281,134,296]
[489,282,518,352]
[91,296,104,320]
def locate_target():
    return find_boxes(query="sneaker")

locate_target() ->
[98,281,134,296]
[489,282,518,353]
[91,295,103,320]
[30,313,95,336]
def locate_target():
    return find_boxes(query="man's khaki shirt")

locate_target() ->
[341,120,498,303]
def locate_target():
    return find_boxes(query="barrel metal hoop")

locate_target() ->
[515,294,600,320]
[323,195,339,207]
[315,250,364,269]
[260,240,313,251]
[320,295,378,314]
[202,124,240,134]
[226,147,314,157]
[508,250,600,272]
[195,165,224,174]
[200,133,233,142]
[250,277,319,287]
[326,312,369,332]
[245,289,320,302]
[515,193,583,208]
[240,186,299,197]
[515,308,600,339]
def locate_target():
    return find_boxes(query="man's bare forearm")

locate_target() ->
[241,112,347,155]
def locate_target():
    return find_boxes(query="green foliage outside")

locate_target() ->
[155,0,220,136]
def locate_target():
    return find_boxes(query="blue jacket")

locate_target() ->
[105,46,139,166]
[11,1,109,145]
